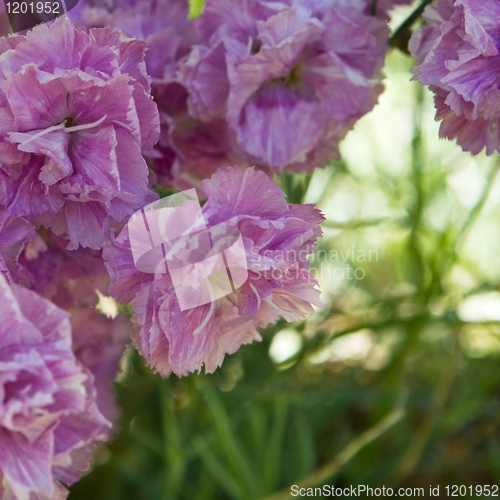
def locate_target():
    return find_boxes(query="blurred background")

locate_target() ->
[68,9,500,500]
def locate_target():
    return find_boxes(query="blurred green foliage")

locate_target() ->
[188,0,204,18]
[69,45,500,500]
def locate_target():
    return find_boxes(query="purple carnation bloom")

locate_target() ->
[410,0,500,155]
[19,231,129,422]
[103,166,324,377]
[0,273,110,500]
[0,16,160,249]
[179,0,389,171]
[0,210,34,285]
[66,0,150,26]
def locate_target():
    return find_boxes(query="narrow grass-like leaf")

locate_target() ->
[192,436,246,499]
[201,382,258,498]
[262,395,288,495]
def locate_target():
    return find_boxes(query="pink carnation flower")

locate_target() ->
[0,16,160,249]
[19,231,129,422]
[0,273,110,500]
[20,231,110,308]
[410,0,500,155]
[179,0,390,171]
[103,166,324,377]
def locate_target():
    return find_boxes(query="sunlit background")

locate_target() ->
[69,6,500,499]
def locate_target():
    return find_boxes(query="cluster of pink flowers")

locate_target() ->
[0,8,331,493]
[4,0,481,496]
[0,18,151,497]
[72,0,407,188]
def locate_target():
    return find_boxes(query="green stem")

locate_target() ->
[449,160,500,264]
[425,158,500,300]
[160,379,186,500]
[389,0,434,53]
[322,217,389,229]
[409,84,426,295]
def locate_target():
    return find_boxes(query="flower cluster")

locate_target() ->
[0,0,330,495]
[69,0,397,188]
[0,16,159,249]
[103,166,324,377]
[410,0,500,155]
[2,0,498,494]
[0,273,109,500]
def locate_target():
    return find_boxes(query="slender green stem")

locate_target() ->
[322,217,389,229]
[389,0,434,53]
[160,379,186,500]
[409,84,426,294]
[449,160,500,263]
[192,436,246,499]
[425,158,500,300]
[262,395,289,495]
